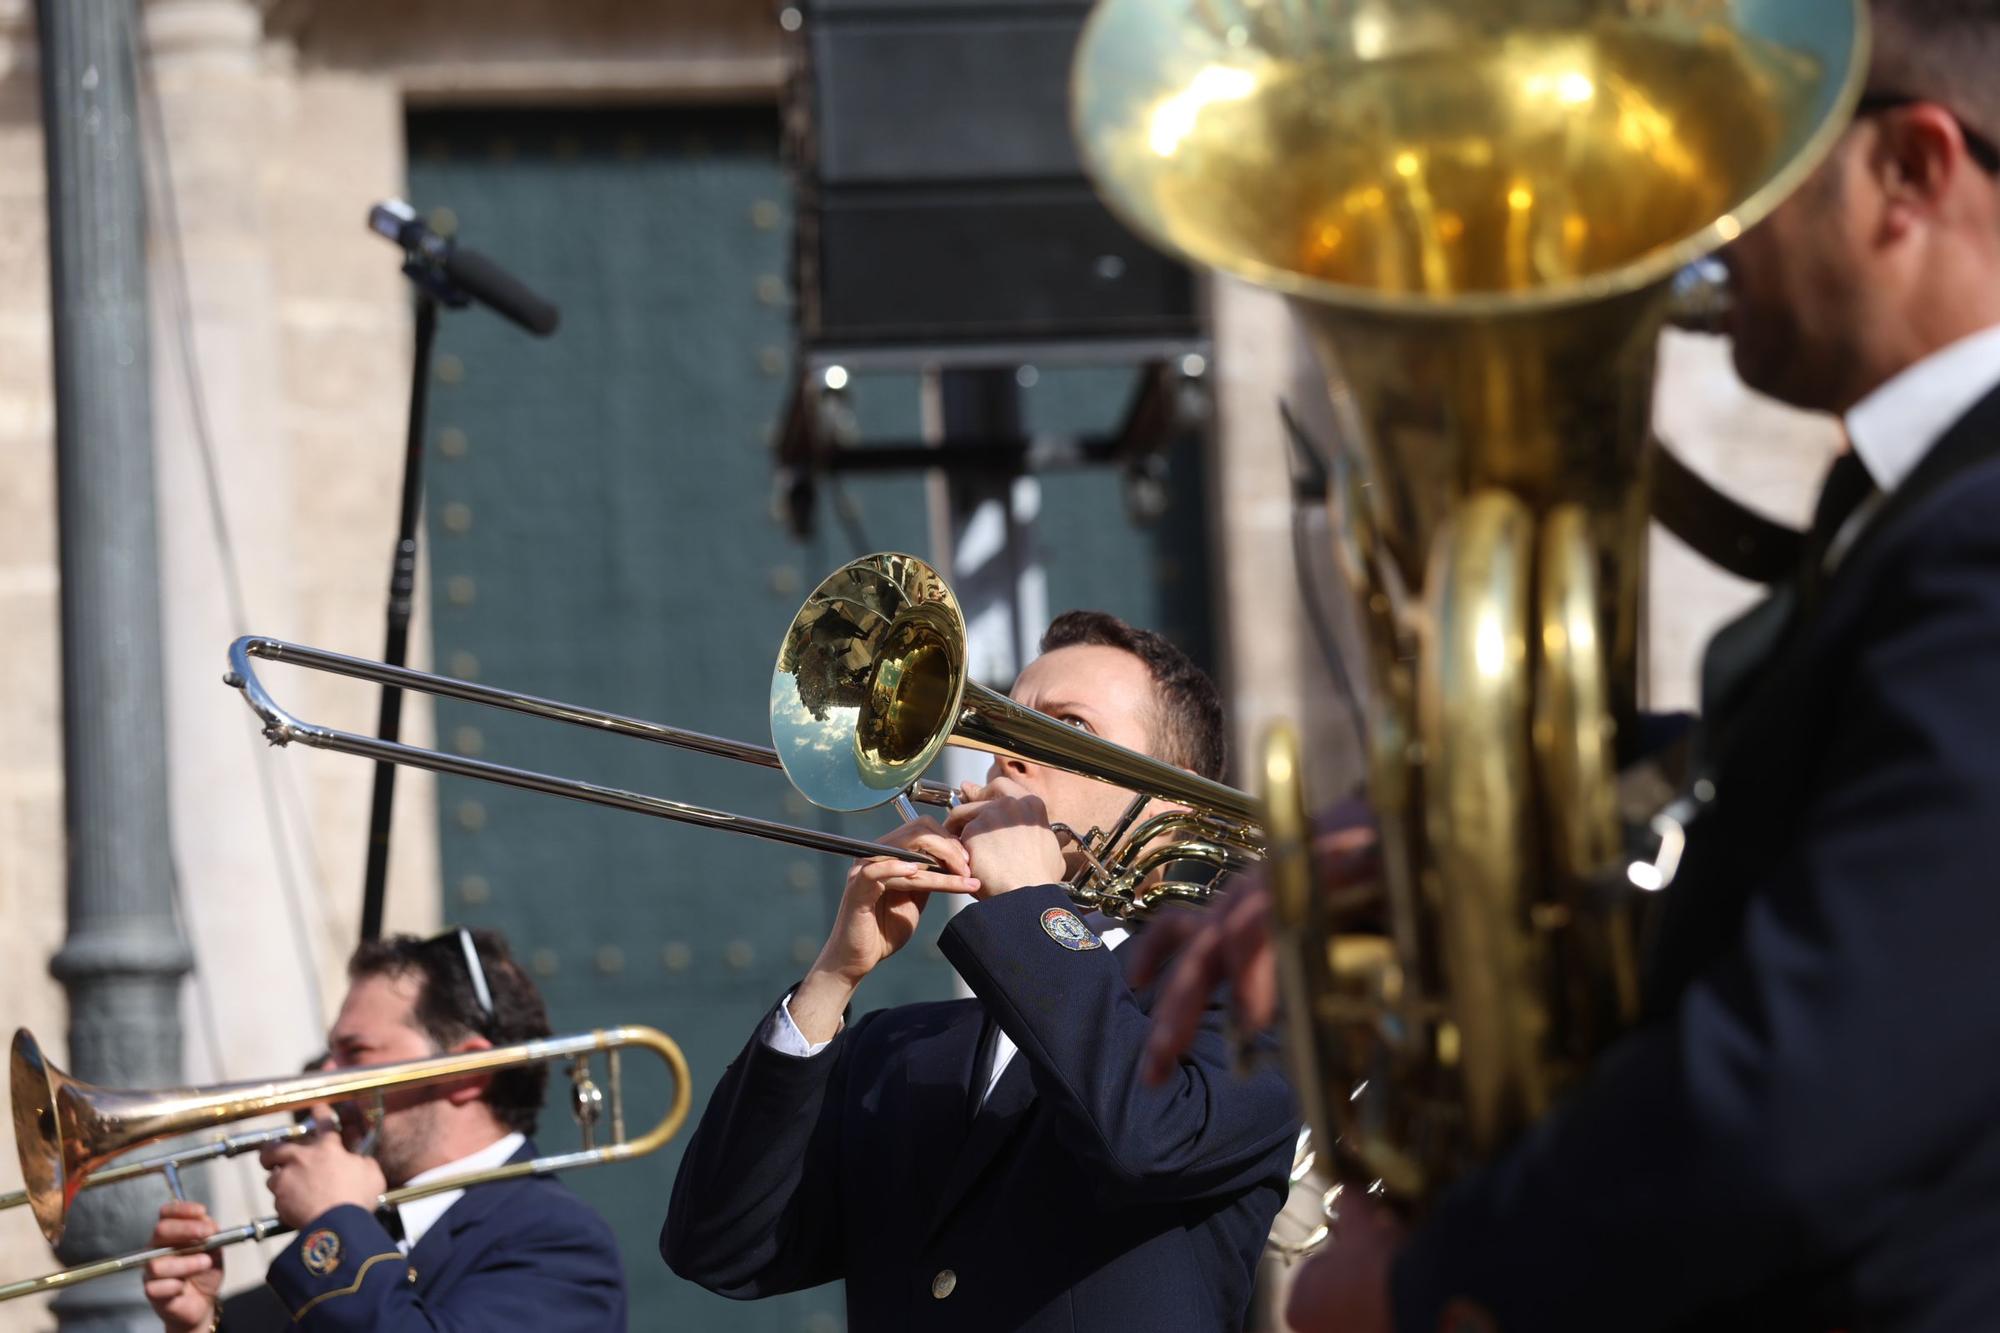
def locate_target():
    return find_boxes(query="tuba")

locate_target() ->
[1072,1,1867,1195]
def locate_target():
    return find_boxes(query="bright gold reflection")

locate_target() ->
[1126,22,1813,298]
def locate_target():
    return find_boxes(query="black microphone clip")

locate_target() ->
[369,198,561,338]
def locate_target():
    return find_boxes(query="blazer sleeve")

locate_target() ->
[1393,500,2000,1331]
[941,883,1300,1204]
[659,992,856,1297]
[264,1200,625,1333]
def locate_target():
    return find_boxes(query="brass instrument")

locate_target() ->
[227,551,1262,918]
[1072,0,1867,1195]
[1,1120,312,1219]
[774,552,1263,914]
[226,635,963,865]
[4,1024,690,1296]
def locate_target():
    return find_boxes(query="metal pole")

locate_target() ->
[933,367,1047,695]
[924,368,1048,994]
[359,293,440,941]
[37,0,194,1325]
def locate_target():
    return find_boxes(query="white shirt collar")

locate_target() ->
[1845,321,2000,494]
[389,1130,525,1254]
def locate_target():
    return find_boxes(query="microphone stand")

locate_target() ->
[359,291,440,943]
[359,201,558,941]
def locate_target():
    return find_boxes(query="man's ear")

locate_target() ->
[1874,103,1970,233]
[443,1034,494,1106]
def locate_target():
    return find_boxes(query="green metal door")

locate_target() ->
[409,105,1215,1331]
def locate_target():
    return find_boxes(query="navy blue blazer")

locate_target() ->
[662,883,1300,1331]
[1394,383,2000,1332]
[249,1139,627,1332]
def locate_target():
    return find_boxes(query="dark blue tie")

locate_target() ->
[1799,448,1875,607]
[1701,449,1876,721]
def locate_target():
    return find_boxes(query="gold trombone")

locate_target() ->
[226,552,1263,918]
[1,1119,313,1221]
[4,1024,690,1299]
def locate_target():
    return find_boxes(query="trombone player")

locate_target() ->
[662,610,1302,1331]
[1145,1,2000,1329]
[142,929,628,1331]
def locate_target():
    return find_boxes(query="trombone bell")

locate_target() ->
[773,551,1259,827]
[771,552,1263,915]
[772,553,968,811]
[10,1030,70,1247]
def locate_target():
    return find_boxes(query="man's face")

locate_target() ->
[986,643,1168,856]
[1722,135,1879,413]
[326,972,443,1186]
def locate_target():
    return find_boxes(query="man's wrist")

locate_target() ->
[790,966,859,1044]
[803,957,865,995]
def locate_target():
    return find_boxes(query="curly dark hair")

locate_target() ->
[347,928,552,1136]
[1040,610,1226,781]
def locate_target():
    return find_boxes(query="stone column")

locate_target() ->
[0,3,68,1332]
[141,0,327,1089]
[36,0,193,1326]
[1206,276,1368,800]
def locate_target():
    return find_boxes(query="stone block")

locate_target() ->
[0,587,59,780]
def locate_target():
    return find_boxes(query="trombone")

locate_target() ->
[226,552,1263,917]
[1,1120,313,1220]
[4,1024,690,1299]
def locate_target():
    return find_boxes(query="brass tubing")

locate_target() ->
[5,1027,689,1298]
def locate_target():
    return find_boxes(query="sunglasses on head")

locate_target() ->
[426,926,497,1026]
[1855,91,2000,175]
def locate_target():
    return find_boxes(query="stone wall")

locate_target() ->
[0,8,67,1324]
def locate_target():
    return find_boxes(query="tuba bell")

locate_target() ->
[1072,0,1868,1195]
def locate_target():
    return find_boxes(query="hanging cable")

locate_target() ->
[166,858,269,1246]
[1279,400,1369,754]
[828,476,877,558]
[126,8,327,1032]
[1290,499,1370,755]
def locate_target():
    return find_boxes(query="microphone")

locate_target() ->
[368,199,560,337]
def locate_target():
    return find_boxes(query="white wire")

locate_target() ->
[126,7,329,1032]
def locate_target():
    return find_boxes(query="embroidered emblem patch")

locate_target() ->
[1040,906,1102,951]
[300,1228,342,1276]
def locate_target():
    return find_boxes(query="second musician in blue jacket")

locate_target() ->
[663,610,1300,1331]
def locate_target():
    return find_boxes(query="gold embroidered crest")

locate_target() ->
[300,1228,342,1276]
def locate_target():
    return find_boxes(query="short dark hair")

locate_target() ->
[1039,610,1226,781]
[347,929,552,1136]
[1871,1,2000,137]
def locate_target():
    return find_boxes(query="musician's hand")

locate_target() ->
[793,818,979,1041]
[142,1200,224,1333]
[261,1129,387,1230]
[945,777,1067,897]
[1136,798,1380,1085]
[1284,1194,1402,1333]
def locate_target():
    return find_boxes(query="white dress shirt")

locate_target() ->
[764,911,1129,1110]
[1835,321,2000,560]
[1846,321,2000,495]
[384,1131,526,1254]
